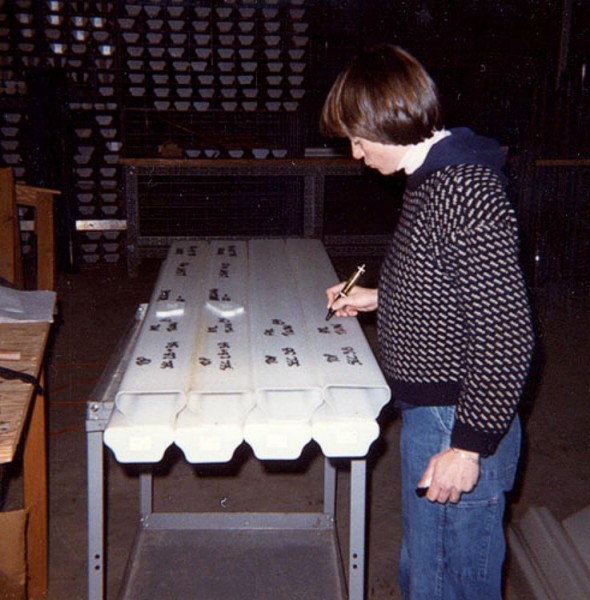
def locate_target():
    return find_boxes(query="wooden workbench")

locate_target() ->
[0,321,51,598]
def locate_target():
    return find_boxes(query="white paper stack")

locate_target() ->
[0,286,56,323]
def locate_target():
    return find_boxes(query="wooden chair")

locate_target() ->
[0,166,59,291]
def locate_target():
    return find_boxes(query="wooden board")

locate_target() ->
[0,321,50,463]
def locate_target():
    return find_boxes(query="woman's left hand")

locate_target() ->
[418,447,480,504]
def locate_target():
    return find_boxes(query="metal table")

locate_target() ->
[86,239,389,600]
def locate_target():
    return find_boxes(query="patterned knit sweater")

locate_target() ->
[377,128,534,456]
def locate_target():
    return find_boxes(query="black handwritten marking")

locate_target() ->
[324,353,340,363]
[176,261,189,277]
[342,346,363,366]
[220,318,234,333]
[281,347,300,367]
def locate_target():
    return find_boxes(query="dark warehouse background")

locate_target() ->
[0,0,588,293]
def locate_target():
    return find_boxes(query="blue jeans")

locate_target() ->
[399,405,521,600]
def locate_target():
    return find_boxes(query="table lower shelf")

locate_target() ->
[118,514,347,600]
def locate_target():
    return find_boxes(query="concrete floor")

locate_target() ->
[2,257,589,600]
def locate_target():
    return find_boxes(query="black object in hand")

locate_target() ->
[415,487,428,498]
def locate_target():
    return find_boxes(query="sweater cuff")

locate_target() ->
[451,420,504,458]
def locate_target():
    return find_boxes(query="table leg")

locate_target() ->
[349,459,367,600]
[323,457,337,517]
[139,471,153,517]
[23,372,48,598]
[87,430,105,600]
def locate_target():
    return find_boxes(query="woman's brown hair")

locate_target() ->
[320,44,442,146]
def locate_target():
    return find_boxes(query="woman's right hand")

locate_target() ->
[325,284,378,317]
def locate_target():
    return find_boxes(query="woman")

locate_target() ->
[322,44,534,599]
